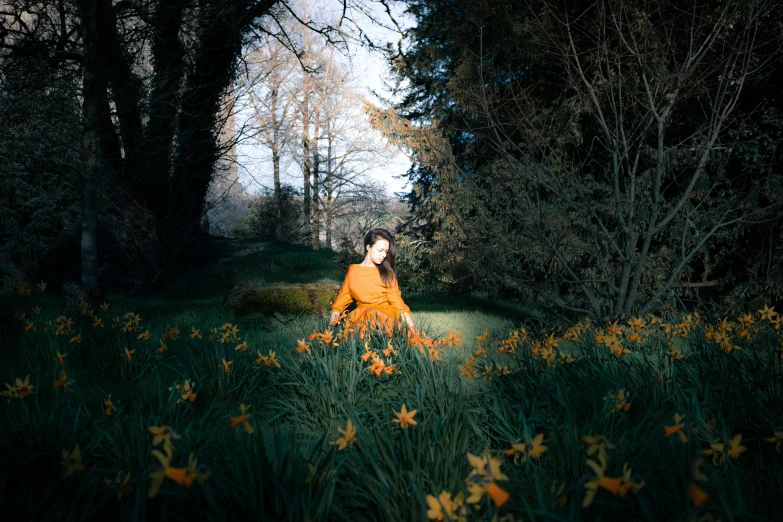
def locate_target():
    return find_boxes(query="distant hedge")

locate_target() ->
[225,281,339,316]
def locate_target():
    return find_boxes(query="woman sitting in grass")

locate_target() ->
[329,228,415,333]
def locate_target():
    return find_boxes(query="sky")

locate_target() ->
[235,0,414,199]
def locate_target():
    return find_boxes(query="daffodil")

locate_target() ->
[383,341,397,357]
[148,447,210,498]
[296,339,311,354]
[158,339,167,353]
[727,433,747,459]
[583,435,615,466]
[168,379,196,404]
[689,483,709,507]
[53,369,74,392]
[221,358,232,373]
[443,330,462,347]
[229,403,254,433]
[330,419,357,450]
[765,429,783,453]
[664,413,688,443]
[393,404,418,429]
[759,304,778,322]
[368,356,386,376]
[104,395,117,416]
[69,334,82,344]
[258,350,280,367]
[163,325,180,340]
[148,425,181,454]
[190,326,202,339]
[37,281,47,291]
[3,375,34,399]
[137,331,150,341]
[104,471,133,500]
[100,301,110,312]
[604,389,631,413]
[465,450,510,507]
[235,341,248,352]
[61,445,85,476]
[122,347,135,362]
[527,433,548,459]
[583,458,627,507]
[426,490,466,521]
[54,351,67,365]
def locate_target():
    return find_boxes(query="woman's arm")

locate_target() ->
[330,267,354,326]
[387,275,414,328]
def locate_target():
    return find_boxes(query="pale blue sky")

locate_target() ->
[235,0,413,198]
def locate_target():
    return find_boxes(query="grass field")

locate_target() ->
[1,241,782,521]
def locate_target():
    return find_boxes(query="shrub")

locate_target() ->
[225,281,339,316]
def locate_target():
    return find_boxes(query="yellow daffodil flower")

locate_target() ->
[296,339,311,354]
[393,404,418,429]
[148,425,181,454]
[727,433,747,459]
[53,370,74,392]
[104,395,117,416]
[330,419,357,450]
[664,413,688,443]
[103,471,133,500]
[62,445,85,476]
[229,403,254,433]
[759,304,778,322]
[426,490,466,521]
[765,430,783,453]
[221,359,232,373]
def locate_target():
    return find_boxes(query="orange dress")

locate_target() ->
[331,264,411,332]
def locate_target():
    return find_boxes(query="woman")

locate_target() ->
[329,228,415,332]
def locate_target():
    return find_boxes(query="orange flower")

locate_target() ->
[221,359,232,373]
[296,339,311,354]
[54,351,67,365]
[688,483,708,507]
[393,404,418,429]
[229,403,254,433]
[443,330,462,347]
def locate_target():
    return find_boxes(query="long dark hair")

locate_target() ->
[364,228,397,286]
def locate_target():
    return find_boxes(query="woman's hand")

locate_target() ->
[329,310,342,328]
[400,311,415,329]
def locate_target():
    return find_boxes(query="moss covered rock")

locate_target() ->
[225,281,339,316]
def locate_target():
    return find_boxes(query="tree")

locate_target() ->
[1,0,403,289]
[375,0,783,319]
[242,22,298,240]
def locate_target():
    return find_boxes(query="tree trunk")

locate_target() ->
[311,127,320,249]
[77,0,102,299]
[272,145,282,240]
[165,4,243,262]
[325,129,333,250]
[146,0,187,235]
[302,93,312,234]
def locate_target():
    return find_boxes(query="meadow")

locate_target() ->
[1,241,782,522]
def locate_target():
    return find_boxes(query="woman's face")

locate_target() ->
[366,239,390,265]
